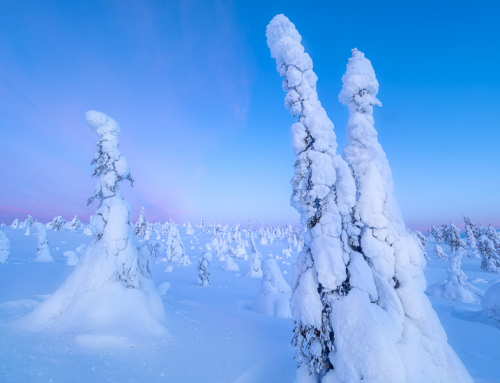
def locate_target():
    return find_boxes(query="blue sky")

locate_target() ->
[0,0,499,230]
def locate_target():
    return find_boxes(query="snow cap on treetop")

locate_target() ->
[86,110,121,138]
[266,14,313,76]
[338,48,382,108]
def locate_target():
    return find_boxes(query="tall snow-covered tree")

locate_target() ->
[34,223,53,262]
[16,111,167,343]
[134,207,147,237]
[0,230,10,264]
[336,47,472,383]
[463,216,478,240]
[465,223,479,258]
[486,224,500,251]
[267,15,358,380]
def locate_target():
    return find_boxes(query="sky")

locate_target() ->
[0,0,499,231]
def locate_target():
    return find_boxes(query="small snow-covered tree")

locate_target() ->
[411,230,428,258]
[185,222,195,235]
[463,216,478,240]
[67,215,82,230]
[429,224,443,244]
[445,222,466,253]
[16,111,167,343]
[24,215,34,235]
[47,216,66,231]
[134,207,147,237]
[478,235,500,272]
[34,223,53,262]
[76,244,86,257]
[253,257,291,318]
[246,235,262,278]
[465,223,479,258]
[11,219,19,229]
[0,230,10,264]
[165,224,188,265]
[197,244,212,286]
[434,243,447,259]
[233,239,248,260]
[486,225,500,252]
[427,249,484,303]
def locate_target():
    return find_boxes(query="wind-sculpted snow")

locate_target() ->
[13,111,168,347]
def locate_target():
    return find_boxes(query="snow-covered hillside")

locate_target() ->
[0,224,499,382]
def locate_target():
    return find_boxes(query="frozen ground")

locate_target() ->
[0,226,499,382]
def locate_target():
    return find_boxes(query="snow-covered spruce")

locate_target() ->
[478,234,500,272]
[246,235,262,278]
[464,220,479,258]
[185,222,194,235]
[427,249,484,303]
[337,47,472,383]
[10,219,19,229]
[444,222,466,253]
[67,215,82,230]
[34,223,53,262]
[434,243,447,259]
[267,15,358,380]
[253,257,291,318]
[47,216,66,231]
[15,111,168,346]
[0,230,10,264]
[134,207,147,238]
[412,230,428,257]
[197,244,212,287]
[24,215,34,235]
[164,223,188,265]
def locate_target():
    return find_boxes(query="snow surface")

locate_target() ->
[0,227,499,382]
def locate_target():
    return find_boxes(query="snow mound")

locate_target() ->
[223,256,239,272]
[253,258,291,318]
[63,251,79,266]
[481,282,500,328]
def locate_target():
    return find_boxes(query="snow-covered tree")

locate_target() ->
[76,244,86,258]
[24,215,34,235]
[233,239,248,260]
[411,230,428,258]
[486,225,500,251]
[463,216,478,240]
[253,257,291,318]
[67,215,82,230]
[185,222,195,235]
[464,223,479,258]
[268,16,358,379]
[337,47,472,383]
[0,230,10,264]
[165,224,188,265]
[429,224,443,243]
[16,111,167,343]
[434,243,446,259]
[34,223,53,262]
[246,235,262,278]
[47,216,66,231]
[445,222,466,253]
[134,207,147,238]
[427,249,484,303]
[10,219,19,229]
[478,235,500,272]
[82,226,92,235]
[197,244,212,286]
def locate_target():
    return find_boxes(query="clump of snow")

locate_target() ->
[0,230,10,264]
[156,281,171,296]
[223,256,239,272]
[63,251,79,266]
[427,249,484,303]
[253,258,291,318]
[481,282,500,328]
